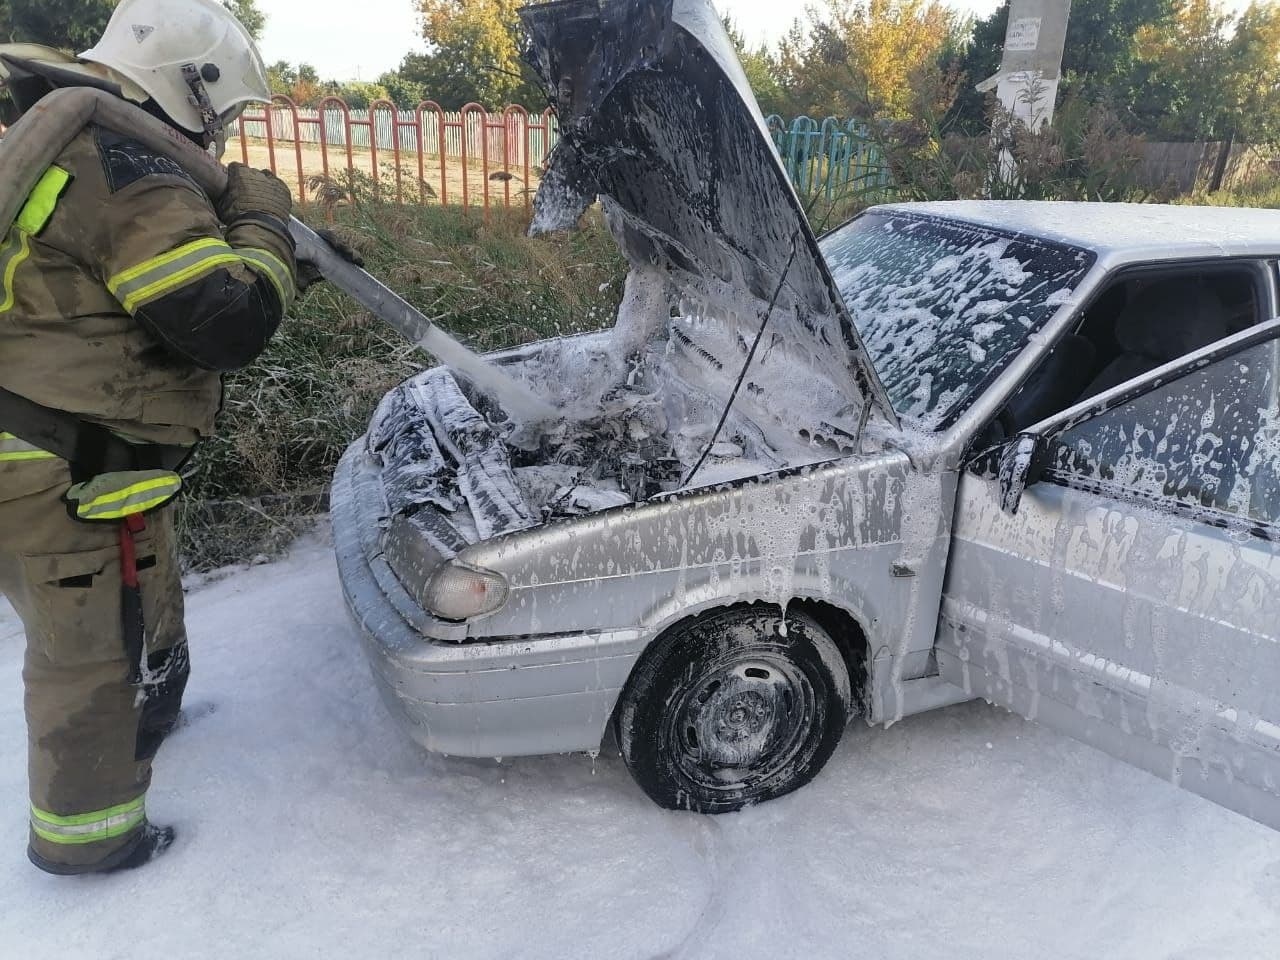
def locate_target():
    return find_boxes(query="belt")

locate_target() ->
[0,386,189,480]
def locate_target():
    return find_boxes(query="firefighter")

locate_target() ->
[0,0,317,874]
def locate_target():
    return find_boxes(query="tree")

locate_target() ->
[377,68,426,108]
[1228,1,1280,144]
[222,0,265,39]
[722,16,793,116]
[267,61,322,104]
[0,0,116,48]
[775,0,961,119]
[0,0,265,48]
[1131,0,1280,143]
[400,0,543,108]
[950,0,1176,133]
[323,80,391,110]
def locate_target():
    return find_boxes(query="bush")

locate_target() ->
[1185,170,1280,209]
[177,194,626,570]
[795,88,1178,232]
[872,95,1174,207]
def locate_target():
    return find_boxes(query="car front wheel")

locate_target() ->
[616,606,853,813]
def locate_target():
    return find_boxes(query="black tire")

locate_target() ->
[616,606,853,814]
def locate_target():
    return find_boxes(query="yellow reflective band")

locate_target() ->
[16,166,71,236]
[108,238,242,314]
[1,166,71,314]
[31,795,146,846]
[0,432,56,462]
[107,238,295,314]
[0,231,32,314]
[108,237,230,290]
[236,247,296,310]
[74,475,182,521]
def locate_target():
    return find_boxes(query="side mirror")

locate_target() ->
[998,434,1045,515]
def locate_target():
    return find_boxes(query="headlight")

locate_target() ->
[424,561,510,621]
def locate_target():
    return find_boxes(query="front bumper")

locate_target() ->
[331,442,644,757]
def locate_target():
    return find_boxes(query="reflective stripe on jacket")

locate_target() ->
[0,124,297,449]
[30,795,146,846]
[0,431,55,463]
[108,237,296,315]
[0,165,70,313]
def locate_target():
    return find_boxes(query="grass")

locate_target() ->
[1184,171,1280,209]
[176,196,626,570]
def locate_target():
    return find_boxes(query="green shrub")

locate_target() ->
[1185,171,1280,209]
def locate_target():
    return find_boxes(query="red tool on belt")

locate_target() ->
[118,514,147,685]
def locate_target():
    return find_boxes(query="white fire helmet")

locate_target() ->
[80,0,270,141]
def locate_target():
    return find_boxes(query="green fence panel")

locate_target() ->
[766,115,894,204]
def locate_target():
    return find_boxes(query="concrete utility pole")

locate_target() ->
[976,0,1073,132]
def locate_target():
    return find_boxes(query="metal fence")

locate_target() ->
[765,115,893,204]
[229,96,560,212]
[226,96,892,213]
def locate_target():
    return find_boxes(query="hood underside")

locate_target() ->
[519,0,897,431]
[365,0,907,559]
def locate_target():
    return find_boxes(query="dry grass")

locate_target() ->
[229,137,544,211]
[177,195,626,570]
[1184,172,1280,210]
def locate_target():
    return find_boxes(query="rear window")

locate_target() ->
[822,211,1095,428]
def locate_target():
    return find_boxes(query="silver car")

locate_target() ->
[332,0,1280,826]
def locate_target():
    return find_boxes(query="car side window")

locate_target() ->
[995,265,1265,444]
[1043,335,1280,528]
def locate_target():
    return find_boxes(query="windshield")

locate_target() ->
[821,211,1095,429]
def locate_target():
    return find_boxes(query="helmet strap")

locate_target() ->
[180,62,222,144]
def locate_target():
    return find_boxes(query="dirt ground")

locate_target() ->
[228,137,543,210]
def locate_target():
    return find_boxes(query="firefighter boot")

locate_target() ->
[28,821,176,876]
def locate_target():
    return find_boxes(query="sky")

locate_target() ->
[255,0,1252,82]
[255,0,1006,79]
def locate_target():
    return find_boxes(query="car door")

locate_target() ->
[937,319,1280,831]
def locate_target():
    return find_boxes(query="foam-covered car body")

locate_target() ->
[333,0,1280,826]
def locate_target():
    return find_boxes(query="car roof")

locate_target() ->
[873,200,1280,263]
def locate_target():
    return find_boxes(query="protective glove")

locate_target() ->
[217,163,294,227]
[64,470,183,523]
[297,228,365,293]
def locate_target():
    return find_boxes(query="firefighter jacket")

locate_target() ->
[0,124,297,471]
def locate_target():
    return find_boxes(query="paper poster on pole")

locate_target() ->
[1005,17,1042,52]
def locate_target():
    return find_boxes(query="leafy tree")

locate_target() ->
[323,80,391,110]
[775,0,961,119]
[377,68,426,108]
[722,16,793,116]
[399,0,543,108]
[0,0,116,48]
[222,0,265,39]
[266,61,321,104]
[266,60,296,91]
[1131,0,1280,143]
[1228,1,1280,144]
[950,0,1176,133]
[0,0,265,48]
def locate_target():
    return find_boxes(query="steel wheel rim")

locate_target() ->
[667,649,818,793]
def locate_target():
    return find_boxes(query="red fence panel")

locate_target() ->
[317,95,356,189]
[229,96,562,215]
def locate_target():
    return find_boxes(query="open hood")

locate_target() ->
[519,0,898,430]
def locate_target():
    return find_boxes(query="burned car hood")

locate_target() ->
[520,0,898,430]
[356,0,909,560]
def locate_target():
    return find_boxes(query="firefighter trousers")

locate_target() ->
[0,459,189,870]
